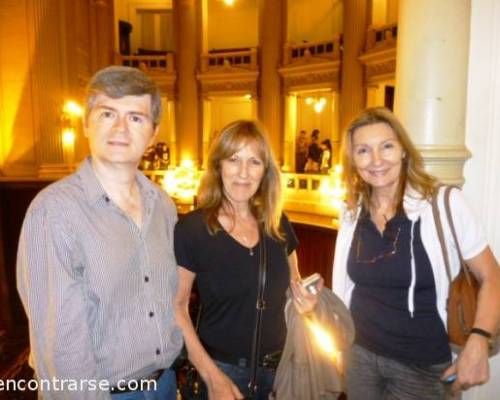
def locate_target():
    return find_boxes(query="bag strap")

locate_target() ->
[432,185,473,284]
[248,230,267,399]
[432,186,453,283]
[442,186,475,285]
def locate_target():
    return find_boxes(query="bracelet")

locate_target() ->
[470,327,492,339]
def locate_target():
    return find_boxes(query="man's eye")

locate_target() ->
[130,115,144,123]
[102,111,114,118]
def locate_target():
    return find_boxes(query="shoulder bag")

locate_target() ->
[432,185,500,354]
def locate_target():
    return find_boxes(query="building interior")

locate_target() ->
[0,0,499,398]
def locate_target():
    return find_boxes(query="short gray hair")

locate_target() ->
[85,66,162,127]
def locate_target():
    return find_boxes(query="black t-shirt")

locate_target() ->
[347,209,451,365]
[174,209,298,359]
[308,143,322,163]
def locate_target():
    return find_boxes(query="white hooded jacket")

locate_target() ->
[332,186,487,329]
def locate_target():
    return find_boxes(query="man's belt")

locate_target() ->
[205,345,282,369]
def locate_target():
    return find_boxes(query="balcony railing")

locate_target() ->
[116,53,175,74]
[200,48,258,73]
[283,37,341,65]
[365,23,398,52]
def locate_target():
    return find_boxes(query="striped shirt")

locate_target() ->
[17,158,183,399]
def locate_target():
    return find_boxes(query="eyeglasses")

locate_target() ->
[356,227,401,264]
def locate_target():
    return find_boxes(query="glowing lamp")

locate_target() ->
[63,100,83,117]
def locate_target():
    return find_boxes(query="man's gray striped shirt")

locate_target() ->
[17,158,183,398]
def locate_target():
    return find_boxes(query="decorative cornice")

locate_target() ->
[150,74,176,98]
[359,47,397,83]
[197,70,259,96]
[279,61,341,92]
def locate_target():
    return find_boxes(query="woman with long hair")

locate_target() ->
[333,107,500,399]
[174,120,320,400]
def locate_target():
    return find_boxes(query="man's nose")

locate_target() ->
[112,115,127,132]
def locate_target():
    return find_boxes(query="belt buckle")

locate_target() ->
[260,351,281,369]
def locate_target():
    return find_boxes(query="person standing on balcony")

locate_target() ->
[305,129,322,173]
[319,139,332,174]
[295,129,309,173]
[174,120,322,400]
[17,66,182,399]
[332,107,500,399]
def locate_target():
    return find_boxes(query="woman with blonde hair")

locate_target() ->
[332,107,500,399]
[174,120,320,400]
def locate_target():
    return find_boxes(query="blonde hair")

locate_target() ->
[341,107,438,217]
[197,120,284,240]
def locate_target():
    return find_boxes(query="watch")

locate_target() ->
[471,327,494,349]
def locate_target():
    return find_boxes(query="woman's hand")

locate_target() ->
[290,277,324,314]
[441,334,490,393]
[205,367,244,400]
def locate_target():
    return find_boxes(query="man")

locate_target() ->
[305,129,322,173]
[17,66,182,399]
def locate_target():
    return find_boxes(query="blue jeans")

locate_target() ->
[200,360,276,400]
[111,369,177,400]
[346,344,455,400]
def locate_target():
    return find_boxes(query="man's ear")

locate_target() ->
[148,126,160,146]
[83,120,89,138]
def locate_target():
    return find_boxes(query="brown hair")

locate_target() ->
[84,66,162,128]
[340,107,438,217]
[197,120,283,240]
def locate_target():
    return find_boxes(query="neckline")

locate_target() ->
[220,226,260,255]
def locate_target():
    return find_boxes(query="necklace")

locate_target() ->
[241,235,254,256]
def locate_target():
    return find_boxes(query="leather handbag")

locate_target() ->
[432,186,481,348]
[173,305,203,400]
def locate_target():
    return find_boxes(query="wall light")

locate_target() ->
[63,100,84,117]
[61,100,83,167]
[223,0,235,6]
[62,128,76,147]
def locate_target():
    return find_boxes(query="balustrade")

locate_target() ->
[116,53,175,74]
[365,23,398,51]
[200,48,258,72]
[283,37,341,65]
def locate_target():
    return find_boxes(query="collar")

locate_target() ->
[76,157,158,206]
[403,185,430,221]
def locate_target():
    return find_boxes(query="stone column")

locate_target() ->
[331,91,341,165]
[340,0,368,131]
[28,0,68,178]
[283,94,297,171]
[173,0,200,166]
[394,0,471,184]
[258,0,285,163]
[89,0,114,71]
[201,98,212,169]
